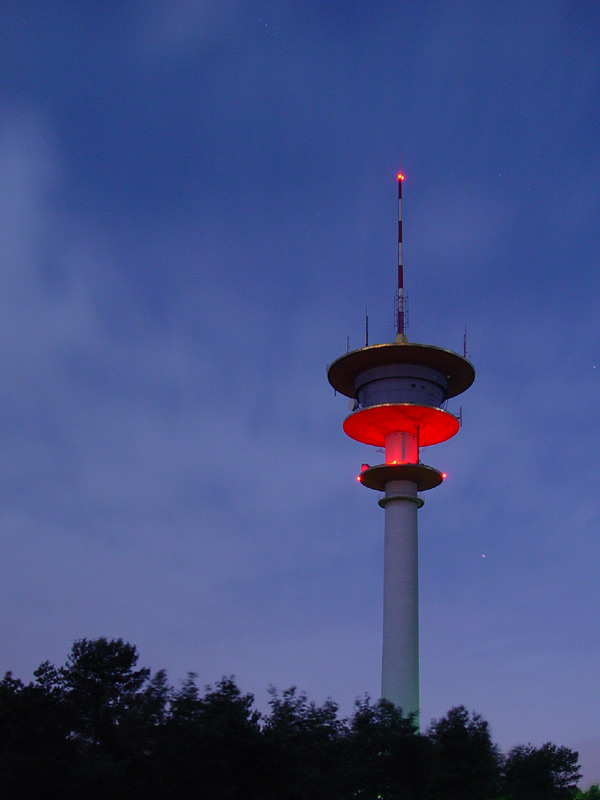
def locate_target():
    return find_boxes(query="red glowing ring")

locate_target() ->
[343,404,459,447]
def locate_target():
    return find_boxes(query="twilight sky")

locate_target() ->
[1,0,600,784]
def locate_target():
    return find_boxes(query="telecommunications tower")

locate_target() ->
[327,168,474,724]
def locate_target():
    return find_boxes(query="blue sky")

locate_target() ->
[1,0,600,785]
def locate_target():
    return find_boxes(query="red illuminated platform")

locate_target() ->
[343,403,459,447]
[359,462,443,492]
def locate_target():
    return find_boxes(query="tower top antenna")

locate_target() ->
[396,163,407,341]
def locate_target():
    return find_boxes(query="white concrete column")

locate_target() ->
[385,431,418,464]
[379,479,421,725]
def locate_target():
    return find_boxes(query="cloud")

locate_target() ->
[0,100,371,696]
[135,0,242,60]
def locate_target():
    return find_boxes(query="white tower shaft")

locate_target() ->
[379,479,421,722]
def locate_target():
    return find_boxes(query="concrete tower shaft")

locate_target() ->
[380,479,421,712]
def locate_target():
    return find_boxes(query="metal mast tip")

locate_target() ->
[396,161,406,339]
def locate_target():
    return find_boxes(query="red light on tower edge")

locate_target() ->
[441,472,447,479]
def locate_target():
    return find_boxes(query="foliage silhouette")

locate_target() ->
[426,705,501,800]
[503,741,582,800]
[575,785,600,800]
[0,638,585,800]
[345,695,429,799]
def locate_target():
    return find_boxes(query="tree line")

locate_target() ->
[0,637,595,799]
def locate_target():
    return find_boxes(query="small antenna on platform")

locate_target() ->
[346,335,350,353]
[396,153,407,339]
[463,325,467,358]
[365,307,369,346]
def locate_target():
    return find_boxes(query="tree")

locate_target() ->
[503,742,581,800]
[138,668,172,730]
[59,637,150,750]
[426,705,501,800]
[0,668,75,798]
[262,686,345,799]
[156,674,263,799]
[198,676,263,798]
[345,695,429,799]
[53,637,153,798]
[575,786,600,800]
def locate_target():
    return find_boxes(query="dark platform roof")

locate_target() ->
[327,341,475,400]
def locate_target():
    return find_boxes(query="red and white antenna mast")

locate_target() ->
[396,166,406,338]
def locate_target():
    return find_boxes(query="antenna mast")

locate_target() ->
[397,164,406,337]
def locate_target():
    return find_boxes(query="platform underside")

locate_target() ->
[343,403,459,447]
[359,462,443,492]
